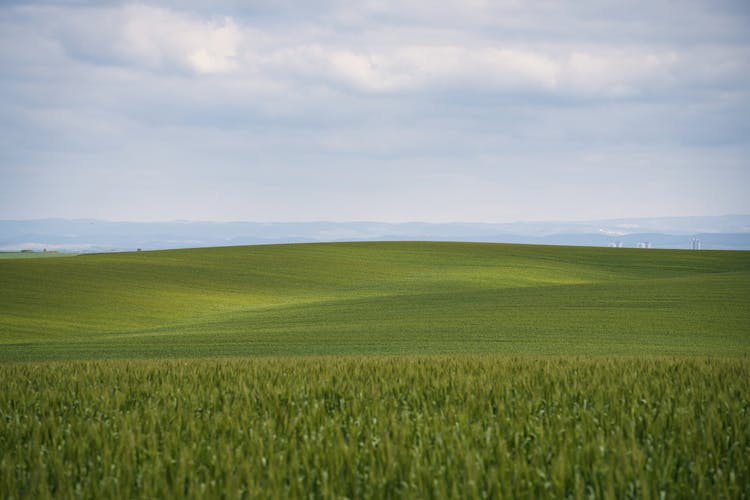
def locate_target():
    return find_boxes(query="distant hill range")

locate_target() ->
[1,215,749,252]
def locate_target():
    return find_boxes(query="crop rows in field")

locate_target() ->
[2,356,748,499]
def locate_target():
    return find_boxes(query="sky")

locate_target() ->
[0,1,749,223]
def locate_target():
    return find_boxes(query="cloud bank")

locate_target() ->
[1,1,748,221]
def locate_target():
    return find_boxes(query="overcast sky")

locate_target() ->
[1,1,748,222]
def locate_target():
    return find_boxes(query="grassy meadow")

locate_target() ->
[1,242,748,360]
[0,252,70,260]
[1,242,749,498]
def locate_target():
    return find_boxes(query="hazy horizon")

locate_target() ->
[3,215,749,252]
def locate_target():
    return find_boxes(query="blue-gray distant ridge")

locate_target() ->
[1,215,749,253]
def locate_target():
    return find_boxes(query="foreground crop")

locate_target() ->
[1,357,748,498]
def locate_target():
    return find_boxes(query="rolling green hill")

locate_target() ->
[2,242,749,497]
[1,242,748,361]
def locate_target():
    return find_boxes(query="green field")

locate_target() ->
[1,357,748,498]
[1,242,749,360]
[1,242,749,498]
[0,251,70,260]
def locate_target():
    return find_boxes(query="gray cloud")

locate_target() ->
[0,1,748,222]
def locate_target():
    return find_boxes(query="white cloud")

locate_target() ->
[50,4,243,75]
[11,2,742,100]
[261,43,688,96]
